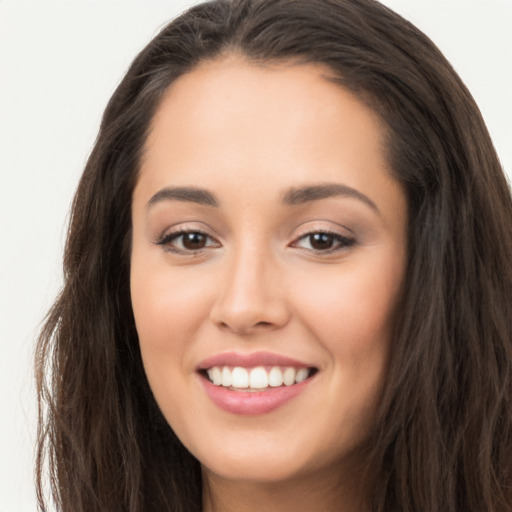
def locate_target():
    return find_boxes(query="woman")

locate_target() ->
[35,0,512,510]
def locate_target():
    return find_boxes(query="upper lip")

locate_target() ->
[197,351,315,370]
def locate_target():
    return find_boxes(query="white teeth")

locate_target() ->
[249,366,268,388]
[205,365,313,389]
[231,367,249,388]
[283,367,296,386]
[268,366,284,387]
[207,367,222,386]
[221,366,232,387]
[295,368,309,383]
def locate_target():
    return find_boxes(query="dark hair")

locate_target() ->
[35,0,512,510]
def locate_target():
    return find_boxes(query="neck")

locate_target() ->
[201,462,372,512]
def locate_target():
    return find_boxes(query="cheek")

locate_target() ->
[130,260,212,426]
[129,257,217,423]
[296,264,401,352]
[290,248,405,416]
[131,257,212,349]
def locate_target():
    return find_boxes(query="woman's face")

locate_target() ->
[130,57,407,485]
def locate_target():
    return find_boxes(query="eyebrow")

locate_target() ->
[146,182,379,213]
[282,183,379,213]
[147,186,219,209]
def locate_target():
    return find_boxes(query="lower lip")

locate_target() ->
[200,375,314,415]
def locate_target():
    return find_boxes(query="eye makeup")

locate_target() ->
[291,230,356,254]
[155,229,220,254]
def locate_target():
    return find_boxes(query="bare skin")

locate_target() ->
[202,448,371,512]
[130,56,407,511]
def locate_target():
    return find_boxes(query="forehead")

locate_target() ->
[135,56,400,221]
[146,57,385,151]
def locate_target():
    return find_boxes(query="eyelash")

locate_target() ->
[155,230,220,254]
[292,230,356,253]
[155,229,356,255]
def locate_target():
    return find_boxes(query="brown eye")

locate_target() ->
[309,233,336,250]
[293,231,356,253]
[181,232,208,250]
[156,230,220,253]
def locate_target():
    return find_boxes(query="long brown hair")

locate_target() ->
[35,1,512,510]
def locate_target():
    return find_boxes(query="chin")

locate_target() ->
[195,429,352,486]
[202,454,313,484]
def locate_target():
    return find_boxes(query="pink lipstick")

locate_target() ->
[197,351,317,415]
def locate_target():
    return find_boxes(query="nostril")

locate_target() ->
[217,319,275,334]
[255,321,272,327]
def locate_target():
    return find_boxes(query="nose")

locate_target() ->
[209,246,291,335]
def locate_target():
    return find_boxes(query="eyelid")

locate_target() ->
[292,219,353,239]
[290,224,357,254]
[154,224,221,254]
[152,222,356,255]
[154,221,216,242]
[294,231,355,248]
[157,230,217,245]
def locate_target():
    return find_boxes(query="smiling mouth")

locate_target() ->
[201,365,318,392]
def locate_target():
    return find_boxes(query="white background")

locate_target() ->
[1,1,511,510]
